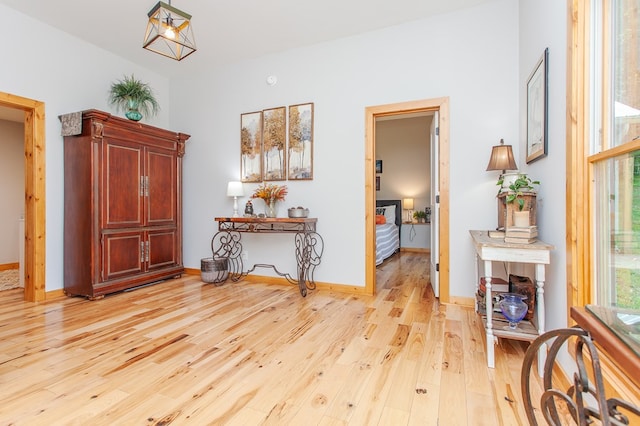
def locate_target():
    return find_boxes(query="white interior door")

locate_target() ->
[430,112,440,298]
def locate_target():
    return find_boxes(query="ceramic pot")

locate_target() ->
[513,210,530,227]
[125,99,143,121]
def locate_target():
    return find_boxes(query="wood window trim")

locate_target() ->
[567,0,640,400]
[567,0,592,312]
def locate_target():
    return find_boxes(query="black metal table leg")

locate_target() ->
[295,231,324,297]
[210,230,243,282]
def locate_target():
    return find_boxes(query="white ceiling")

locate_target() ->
[0,0,495,78]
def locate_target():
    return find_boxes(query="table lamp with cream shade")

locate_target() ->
[226,181,244,217]
[402,197,414,223]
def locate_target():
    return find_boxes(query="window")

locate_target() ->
[574,0,640,309]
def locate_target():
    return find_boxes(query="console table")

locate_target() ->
[212,217,323,296]
[469,230,554,376]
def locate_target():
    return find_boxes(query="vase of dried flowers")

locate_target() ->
[252,183,288,218]
[266,199,278,218]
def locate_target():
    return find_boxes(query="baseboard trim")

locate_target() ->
[0,262,19,271]
[184,267,369,295]
[400,248,430,253]
[45,289,65,300]
[449,295,474,307]
[184,267,199,275]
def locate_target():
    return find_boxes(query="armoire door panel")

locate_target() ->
[147,230,177,270]
[103,232,144,280]
[103,141,143,228]
[146,148,177,226]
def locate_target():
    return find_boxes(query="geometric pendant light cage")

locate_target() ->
[143,1,196,61]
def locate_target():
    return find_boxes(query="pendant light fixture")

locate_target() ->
[143,1,196,61]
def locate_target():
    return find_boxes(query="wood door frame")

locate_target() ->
[365,97,450,302]
[0,91,46,302]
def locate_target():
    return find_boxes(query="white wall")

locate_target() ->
[0,0,528,301]
[519,0,568,331]
[172,0,520,295]
[0,4,172,291]
[0,119,24,264]
[376,116,432,217]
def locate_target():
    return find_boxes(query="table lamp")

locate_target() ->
[402,198,414,223]
[226,181,244,217]
[486,138,518,189]
[487,139,518,230]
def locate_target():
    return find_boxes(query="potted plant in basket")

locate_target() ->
[499,174,540,227]
[108,74,159,122]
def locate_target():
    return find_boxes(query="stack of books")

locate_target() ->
[504,225,538,244]
[476,277,509,315]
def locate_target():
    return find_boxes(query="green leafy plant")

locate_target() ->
[108,74,159,120]
[413,210,427,221]
[500,174,540,211]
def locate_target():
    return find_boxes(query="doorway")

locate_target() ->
[0,91,46,302]
[364,97,450,302]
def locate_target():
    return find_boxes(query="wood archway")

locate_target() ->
[0,91,46,302]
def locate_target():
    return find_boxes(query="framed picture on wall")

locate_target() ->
[240,111,263,182]
[288,102,314,180]
[375,160,383,174]
[262,106,286,181]
[526,48,549,164]
[376,176,380,191]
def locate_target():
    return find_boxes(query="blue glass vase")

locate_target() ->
[499,293,528,330]
[125,99,143,121]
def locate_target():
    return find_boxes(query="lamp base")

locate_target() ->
[232,197,239,218]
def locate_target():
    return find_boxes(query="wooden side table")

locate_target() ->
[469,230,554,376]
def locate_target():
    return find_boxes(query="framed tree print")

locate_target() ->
[526,48,548,164]
[288,102,314,180]
[240,111,263,182]
[262,106,286,181]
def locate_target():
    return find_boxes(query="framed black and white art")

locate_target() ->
[526,48,549,164]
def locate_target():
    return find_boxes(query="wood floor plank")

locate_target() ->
[0,252,539,425]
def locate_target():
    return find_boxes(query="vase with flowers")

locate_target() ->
[252,183,288,218]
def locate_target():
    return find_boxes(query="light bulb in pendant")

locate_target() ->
[164,16,176,39]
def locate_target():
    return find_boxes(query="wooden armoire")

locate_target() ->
[63,109,190,298]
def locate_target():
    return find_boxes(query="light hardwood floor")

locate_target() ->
[0,252,541,425]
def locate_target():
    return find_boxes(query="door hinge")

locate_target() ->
[436,195,440,204]
[435,126,439,136]
[436,263,439,272]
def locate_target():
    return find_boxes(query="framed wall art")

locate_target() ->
[288,102,314,180]
[262,106,287,181]
[376,176,380,191]
[526,47,549,164]
[375,160,383,174]
[240,111,263,182]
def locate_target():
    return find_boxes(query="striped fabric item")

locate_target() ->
[376,223,400,265]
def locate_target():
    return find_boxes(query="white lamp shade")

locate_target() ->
[226,181,244,197]
[403,198,414,210]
